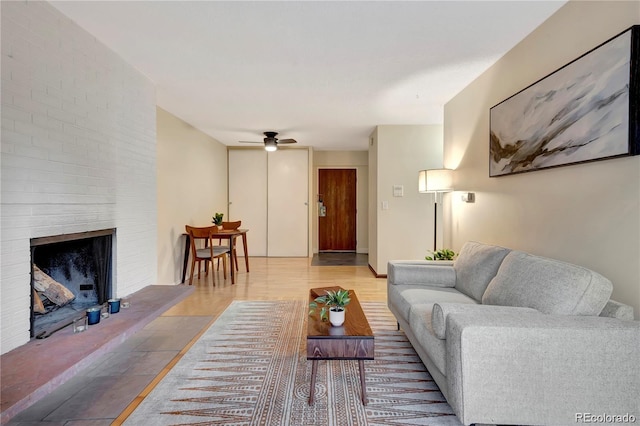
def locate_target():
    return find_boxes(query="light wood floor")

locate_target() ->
[8,257,388,425]
[164,256,388,318]
[114,257,388,423]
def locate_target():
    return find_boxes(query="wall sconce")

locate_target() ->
[461,192,475,203]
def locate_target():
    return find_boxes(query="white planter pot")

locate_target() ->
[329,308,345,327]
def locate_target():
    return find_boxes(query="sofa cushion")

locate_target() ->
[431,303,541,339]
[453,242,511,302]
[482,251,613,316]
[408,304,448,375]
[388,284,477,325]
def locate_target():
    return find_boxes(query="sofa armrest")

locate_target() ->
[600,299,635,320]
[431,303,540,339]
[387,261,456,287]
[445,311,640,426]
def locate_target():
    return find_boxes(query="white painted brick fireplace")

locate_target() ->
[1,2,157,354]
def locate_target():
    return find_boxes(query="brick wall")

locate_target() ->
[1,2,157,354]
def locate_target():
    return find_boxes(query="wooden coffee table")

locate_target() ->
[307,287,374,405]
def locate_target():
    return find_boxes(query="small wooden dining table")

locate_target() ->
[181,228,249,285]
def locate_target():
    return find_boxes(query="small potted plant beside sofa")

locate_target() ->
[425,248,456,261]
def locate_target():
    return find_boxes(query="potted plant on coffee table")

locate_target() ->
[309,289,351,327]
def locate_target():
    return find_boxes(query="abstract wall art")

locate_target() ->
[489,25,639,177]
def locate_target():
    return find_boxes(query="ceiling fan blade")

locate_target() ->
[277,139,297,144]
[238,141,263,144]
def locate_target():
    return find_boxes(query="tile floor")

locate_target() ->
[7,315,212,425]
[310,252,369,266]
[1,285,197,425]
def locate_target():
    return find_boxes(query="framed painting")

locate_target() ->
[489,25,639,177]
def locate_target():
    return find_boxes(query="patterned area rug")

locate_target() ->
[123,300,461,425]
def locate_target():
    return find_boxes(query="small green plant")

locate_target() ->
[425,248,456,261]
[309,289,351,322]
[212,212,224,226]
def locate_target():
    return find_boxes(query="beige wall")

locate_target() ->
[156,108,228,285]
[368,131,379,273]
[312,151,369,254]
[444,1,640,316]
[369,125,444,275]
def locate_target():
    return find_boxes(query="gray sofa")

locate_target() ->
[387,241,640,426]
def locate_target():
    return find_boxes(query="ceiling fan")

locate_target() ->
[239,131,297,151]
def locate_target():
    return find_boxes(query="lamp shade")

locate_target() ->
[418,169,453,193]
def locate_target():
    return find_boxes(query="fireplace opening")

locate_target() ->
[30,229,115,338]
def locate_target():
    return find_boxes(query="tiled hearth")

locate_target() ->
[0,285,195,423]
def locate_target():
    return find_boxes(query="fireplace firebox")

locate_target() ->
[30,229,115,338]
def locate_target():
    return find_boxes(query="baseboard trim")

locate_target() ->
[368,264,387,278]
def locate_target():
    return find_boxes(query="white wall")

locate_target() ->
[312,151,368,254]
[1,1,157,353]
[444,1,640,317]
[156,107,227,285]
[369,125,444,275]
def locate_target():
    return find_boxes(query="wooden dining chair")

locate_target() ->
[218,221,241,271]
[185,225,229,285]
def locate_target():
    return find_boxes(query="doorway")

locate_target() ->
[318,169,356,252]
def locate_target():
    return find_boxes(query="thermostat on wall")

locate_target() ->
[393,185,404,197]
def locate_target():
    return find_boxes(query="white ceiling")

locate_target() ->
[50,1,566,151]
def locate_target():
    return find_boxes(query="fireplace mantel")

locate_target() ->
[30,229,116,247]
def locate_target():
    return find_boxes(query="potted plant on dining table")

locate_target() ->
[212,212,224,228]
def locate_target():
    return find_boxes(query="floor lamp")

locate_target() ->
[418,169,453,251]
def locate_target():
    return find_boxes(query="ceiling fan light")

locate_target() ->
[264,140,278,151]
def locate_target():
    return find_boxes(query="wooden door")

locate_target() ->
[318,169,356,251]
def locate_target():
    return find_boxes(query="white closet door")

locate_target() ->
[228,150,267,256]
[267,149,309,256]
